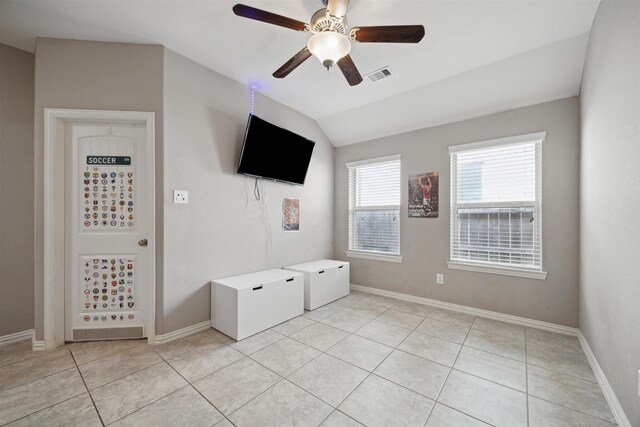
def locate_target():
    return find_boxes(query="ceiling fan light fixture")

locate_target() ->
[307,31,351,69]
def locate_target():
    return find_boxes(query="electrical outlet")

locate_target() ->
[436,274,444,285]
[173,190,188,204]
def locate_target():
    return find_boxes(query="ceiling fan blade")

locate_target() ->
[233,4,308,32]
[273,47,313,78]
[327,0,350,19]
[352,25,425,43]
[337,55,363,86]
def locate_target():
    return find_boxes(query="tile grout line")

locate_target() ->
[524,394,618,425]
[84,360,165,394]
[313,304,433,378]
[224,377,286,422]
[302,315,369,427]
[70,338,146,367]
[271,316,318,336]
[12,294,603,427]
[153,350,237,427]
[218,335,327,421]
[0,362,80,395]
[289,325,614,427]
[244,299,401,426]
[284,305,396,414]
[426,314,475,426]
[455,331,597,384]
[184,314,354,424]
[285,329,351,361]
[360,305,432,422]
[230,330,287,357]
[70,349,107,427]
[243,303,615,426]
[524,333,614,423]
[0,345,58,370]
[188,354,274,426]
[0,369,89,427]
[372,297,608,425]
[412,324,470,345]
[371,295,600,382]
[348,304,438,426]
[461,343,525,364]
[447,364,525,393]
[153,337,235,361]
[316,409,362,426]
[433,401,499,427]
[104,384,192,426]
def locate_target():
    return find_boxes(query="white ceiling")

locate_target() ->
[0,0,599,146]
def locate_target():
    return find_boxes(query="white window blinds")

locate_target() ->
[449,133,544,271]
[347,156,401,256]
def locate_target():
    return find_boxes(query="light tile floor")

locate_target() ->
[0,291,617,426]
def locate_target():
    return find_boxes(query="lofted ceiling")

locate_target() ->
[0,0,600,146]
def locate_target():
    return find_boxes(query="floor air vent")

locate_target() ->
[72,327,144,341]
[364,67,392,83]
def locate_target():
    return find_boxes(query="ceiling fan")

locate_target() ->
[232,0,425,86]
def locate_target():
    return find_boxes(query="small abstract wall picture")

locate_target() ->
[408,172,439,218]
[282,197,300,231]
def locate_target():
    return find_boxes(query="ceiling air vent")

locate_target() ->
[364,67,392,83]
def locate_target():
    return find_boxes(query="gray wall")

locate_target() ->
[161,50,334,334]
[31,39,333,339]
[334,97,580,327]
[33,38,164,340]
[579,0,640,423]
[0,44,34,336]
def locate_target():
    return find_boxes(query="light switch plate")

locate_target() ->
[173,190,188,204]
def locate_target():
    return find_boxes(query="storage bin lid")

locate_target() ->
[283,259,347,273]
[212,269,301,290]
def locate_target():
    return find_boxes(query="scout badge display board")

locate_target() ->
[66,123,151,340]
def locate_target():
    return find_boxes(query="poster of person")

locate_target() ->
[282,198,300,231]
[408,172,439,218]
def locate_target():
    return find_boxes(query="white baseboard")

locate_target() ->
[154,321,211,345]
[350,284,578,336]
[351,284,628,425]
[32,340,46,351]
[578,331,631,427]
[0,329,34,347]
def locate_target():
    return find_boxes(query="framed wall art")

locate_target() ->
[408,172,439,218]
[282,197,300,231]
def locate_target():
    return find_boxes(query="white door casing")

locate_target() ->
[43,109,155,349]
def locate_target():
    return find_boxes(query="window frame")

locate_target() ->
[447,132,547,280]
[346,155,403,263]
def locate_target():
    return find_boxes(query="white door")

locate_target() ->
[65,121,153,341]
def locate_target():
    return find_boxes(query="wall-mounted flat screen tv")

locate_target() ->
[237,114,315,186]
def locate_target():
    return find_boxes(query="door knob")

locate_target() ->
[138,239,148,247]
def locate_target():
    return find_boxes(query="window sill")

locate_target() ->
[447,261,547,280]
[346,250,403,263]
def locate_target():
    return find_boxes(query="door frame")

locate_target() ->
[43,108,156,349]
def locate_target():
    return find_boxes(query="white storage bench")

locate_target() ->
[210,268,304,340]
[283,259,350,310]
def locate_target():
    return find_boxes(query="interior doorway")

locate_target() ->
[43,109,156,349]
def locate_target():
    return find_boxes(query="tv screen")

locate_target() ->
[237,114,315,185]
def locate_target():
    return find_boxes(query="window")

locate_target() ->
[448,132,546,279]
[347,155,402,263]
